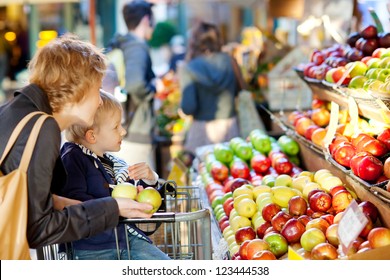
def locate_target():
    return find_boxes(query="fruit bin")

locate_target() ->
[36,182,213,260]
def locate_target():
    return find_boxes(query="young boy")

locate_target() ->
[59,90,170,260]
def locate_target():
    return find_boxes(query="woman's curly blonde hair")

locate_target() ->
[28,33,107,113]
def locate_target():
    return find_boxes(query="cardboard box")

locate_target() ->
[348,245,390,260]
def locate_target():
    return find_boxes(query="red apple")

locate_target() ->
[377,128,390,150]
[359,216,374,239]
[210,161,229,182]
[347,237,365,256]
[310,243,338,260]
[305,217,330,234]
[367,227,390,249]
[272,157,293,175]
[297,215,312,227]
[250,153,271,174]
[246,239,270,260]
[280,218,306,244]
[309,191,332,212]
[332,189,353,213]
[288,195,308,216]
[311,107,331,127]
[307,189,325,201]
[271,211,293,232]
[235,226,256,245]
[223,197,234,217]
[305,124,321,140]
[359,139,388,157]
[311,99,327,109]
[351,133,373,148]
[251,250,277,260]
[295,117,314,136]
[262,203,282,222]
[230,160,250,179]
[352,154,383,182]
[328,185,346,197]
[361,25,378,39]
[321,214,334,225]
[328,134,350,155]
[219,220,230,232]
[332,142,357,168]
[358,201,379,223]
[256,221,272,239]
[238,239,251,260]
[226,177,251,193]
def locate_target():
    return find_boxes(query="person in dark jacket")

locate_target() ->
[60,90,170,260]
[0,34,152,253]
[179,21,240,154]
[104,0,157,169]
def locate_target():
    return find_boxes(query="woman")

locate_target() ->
[0,34,152,251]
[179,21,240,154]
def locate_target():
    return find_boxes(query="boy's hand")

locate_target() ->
[128,162,157,182]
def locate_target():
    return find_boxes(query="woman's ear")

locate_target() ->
[85,129,96,144]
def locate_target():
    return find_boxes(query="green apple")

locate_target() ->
[221,191,233,204]
[274,174,293,187]
[366,80,385,92]
[325,68,337,83]
[300,228,326,252]
[263,232,288,258]
[365,68,380,79]
[379,81,390,93]
[378,57,390,69]
[363,78,377,90]
[111,182,138,199]
[234,142,253,161]
[250,133,272,155]
[213,143,234,165]
[380,49,390,59]
[377,68,390,82]
[345,61,368,77]
[367,57,381,69]
[348,75,368,89]
[136,187,162,214]
[262,174,276,187]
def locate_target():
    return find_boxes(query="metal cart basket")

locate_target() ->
[36,181,212,260]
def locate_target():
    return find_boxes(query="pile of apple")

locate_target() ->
[210,168,390,260]
[301,24,390,92]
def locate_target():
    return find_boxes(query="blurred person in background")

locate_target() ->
[105,0,157,170]
[179,21,240,154]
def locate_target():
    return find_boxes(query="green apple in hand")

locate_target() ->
[136,187,162,214]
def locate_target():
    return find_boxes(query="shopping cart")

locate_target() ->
[35,181,212,260]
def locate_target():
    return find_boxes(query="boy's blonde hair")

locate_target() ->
[66,90,123,142]
[28,33,106,113]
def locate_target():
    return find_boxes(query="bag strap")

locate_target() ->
[230,56,248,91]
[19,114,51,173]
[0,113,50,173]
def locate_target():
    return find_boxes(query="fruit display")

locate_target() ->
[299,24,390,95]
[202,158,390,260]
[194,126,390,260]
[155,72,188,137]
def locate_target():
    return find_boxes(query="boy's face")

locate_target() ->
[93,109,126,156]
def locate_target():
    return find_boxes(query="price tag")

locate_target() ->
[322,101,339,150]
[337,200,369,256]
[346,96,360,137]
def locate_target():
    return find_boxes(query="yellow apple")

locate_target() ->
[302,182,322,199]
[233,185,254,199]
[314,169,333,183]
[252,185,271,200]
[230,215,252,231]
[274,174,293,187]
[136,187,162,214]
[233,193,253,209]
[253,215,266,230]
[236,198,257,218]
[223,225,235,239]
[225,234,237,246]
[298,171,314,181]
[111,182,137,199]
[292,176,312,192]
[319,176,343,192]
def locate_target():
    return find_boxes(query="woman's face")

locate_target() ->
[71,83,102,127]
